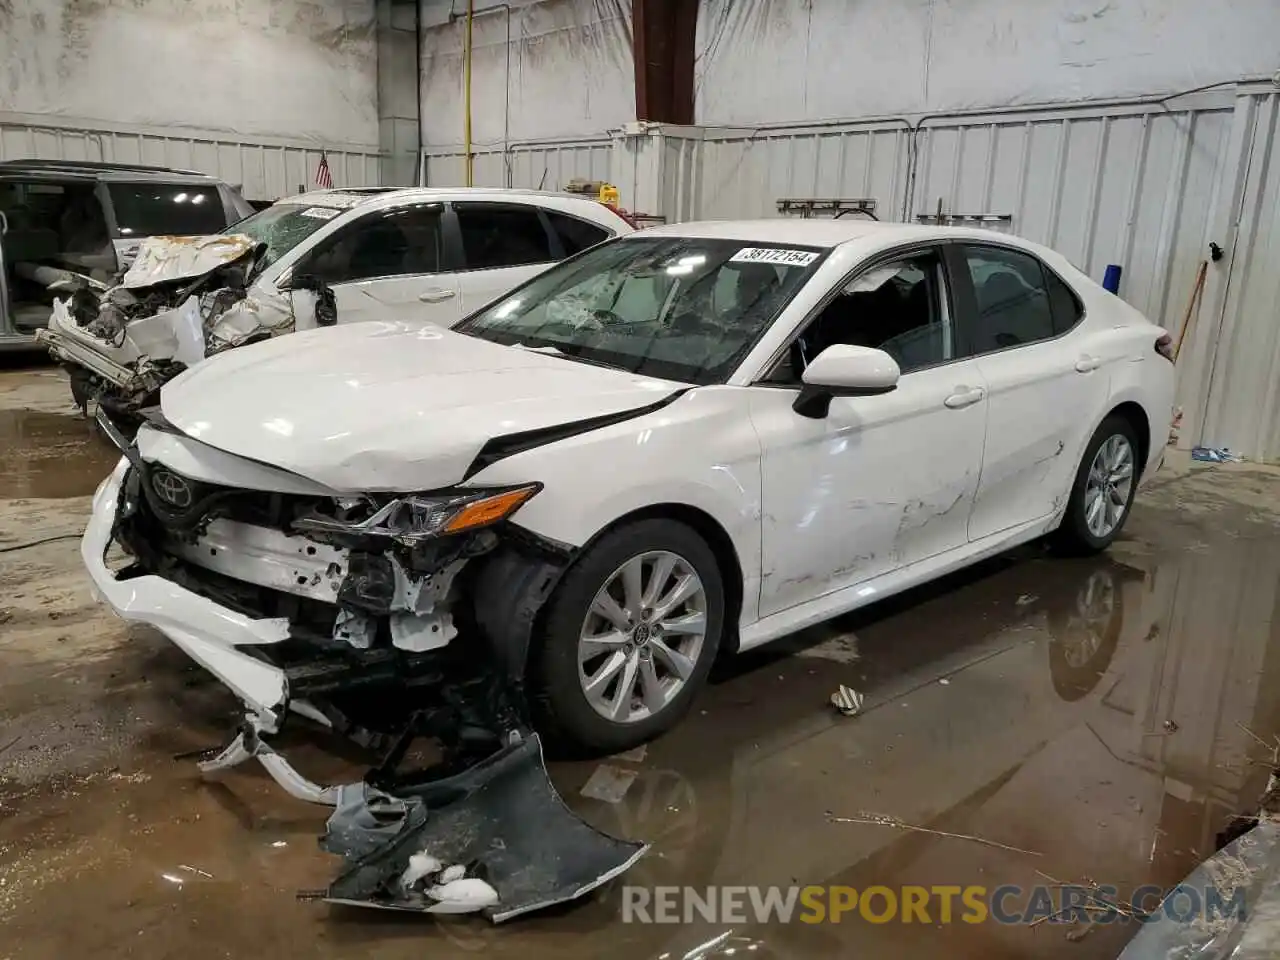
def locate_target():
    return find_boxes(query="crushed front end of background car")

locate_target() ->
[35,234,335,423]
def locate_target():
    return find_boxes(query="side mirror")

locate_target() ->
[793,344,899,418]
[276,267,293,291]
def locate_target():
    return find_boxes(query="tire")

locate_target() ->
[1047,567,1123,701]
[530,518,725,754]
[1052,415,1141,555]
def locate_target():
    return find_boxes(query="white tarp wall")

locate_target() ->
[0,0,381,196]
[419,0,632,152]
[694,0,1280,126]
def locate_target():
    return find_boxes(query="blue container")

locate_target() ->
[1102,264,1123,294]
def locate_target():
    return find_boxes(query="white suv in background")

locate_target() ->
[234,187,636,327]
[38,187,634,421]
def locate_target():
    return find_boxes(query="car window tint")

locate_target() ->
[961,246,1055,352]
[770,251,950,382]
[546,210,610,255]
[300,204,442,284]
[455,202,554,269]
[107,183,227,236]
[1045,267,1084,335]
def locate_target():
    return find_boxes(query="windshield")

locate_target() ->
[222,203,342,271]
[456,236,825,384]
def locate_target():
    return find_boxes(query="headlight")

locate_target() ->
[294,484,540,544]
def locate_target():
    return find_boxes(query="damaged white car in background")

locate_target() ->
[80,219,1174,921]
[37,187,634,426]
[38,232,335,423]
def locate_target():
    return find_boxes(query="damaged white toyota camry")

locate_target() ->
[83,219,1174,917]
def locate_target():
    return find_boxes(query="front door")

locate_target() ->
[750,248,989,619]
[294,202,462,327]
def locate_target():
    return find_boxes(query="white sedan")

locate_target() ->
[83,219,1175,757]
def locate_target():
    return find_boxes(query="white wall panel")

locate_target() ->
[697,123,910,221]
[419,0,632,148]
[422,138,613,190]
[0,0,378,147]
[695,0,1280,128]
[0,116,383,200]
[1200,93,1280,460]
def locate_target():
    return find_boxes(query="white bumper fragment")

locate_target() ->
[84,460,290,726]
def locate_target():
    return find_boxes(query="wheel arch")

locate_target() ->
[1101,400,1152,479]
[581,503,747,655]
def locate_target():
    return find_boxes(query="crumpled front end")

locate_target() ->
[82,418,645,921]
[36,234,335,425]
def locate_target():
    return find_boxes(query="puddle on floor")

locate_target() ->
[0,409,119,498]
[2,485,1280,958]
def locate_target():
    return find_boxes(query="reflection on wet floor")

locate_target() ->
[0,408,119,498]
[3,479,1280,958]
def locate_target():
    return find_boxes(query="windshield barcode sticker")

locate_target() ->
[300,206,340,220]
[730,247,819,267]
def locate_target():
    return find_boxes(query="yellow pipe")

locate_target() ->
[464,0,474,186]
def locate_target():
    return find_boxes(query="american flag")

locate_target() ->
[315,151,333,189]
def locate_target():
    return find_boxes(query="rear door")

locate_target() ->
[952,242,1108,541]
[449,201,564,317]
[290,202,459,326]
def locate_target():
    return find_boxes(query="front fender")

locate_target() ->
[468,388,764,620]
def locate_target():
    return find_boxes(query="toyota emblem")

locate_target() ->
[151,469,193,509]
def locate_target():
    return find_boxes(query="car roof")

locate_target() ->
[275,186,622,213]
[627,218,1065,263]
[0,159,220,183]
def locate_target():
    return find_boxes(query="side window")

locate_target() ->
[961,245,1056,353]
[768,250,950,382]
[107,182,227,236]
[546,210,610,255]
[300,204,442,284]
[1045,267,1084,335]
[455,202,554,269]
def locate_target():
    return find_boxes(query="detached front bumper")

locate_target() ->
[82,460,648,922]
[84,459,291,726]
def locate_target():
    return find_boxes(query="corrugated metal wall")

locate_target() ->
[697,122,911,222]
[691,95,1239,351]
[0,114,382,201]
[1200,92,1280,460]
[422,138,613,191]
[910,102,1236,345]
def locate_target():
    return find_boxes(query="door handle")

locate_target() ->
[944,386,985,409]
[1075,355,1101,373]
[418,288,456,303]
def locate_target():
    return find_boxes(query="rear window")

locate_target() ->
[547,210,611,255]
[108,183,227,237]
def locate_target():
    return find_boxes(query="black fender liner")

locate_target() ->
[471,530,576,682]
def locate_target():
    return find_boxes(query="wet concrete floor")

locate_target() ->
[3,365,1280,958]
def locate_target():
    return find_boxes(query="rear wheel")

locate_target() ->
[531,518,725,754]
[1053,416,1140,554]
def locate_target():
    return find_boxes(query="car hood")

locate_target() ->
[159,321,683,492]
[121,234,258,289]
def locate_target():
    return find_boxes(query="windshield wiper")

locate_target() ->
[510,341,622,371]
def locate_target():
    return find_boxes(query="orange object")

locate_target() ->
[442,485,539,533]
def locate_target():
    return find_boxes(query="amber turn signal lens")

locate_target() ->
[441,486,539,533]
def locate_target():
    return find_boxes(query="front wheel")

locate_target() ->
[1052,416,1141,554]
[530,518,725,754]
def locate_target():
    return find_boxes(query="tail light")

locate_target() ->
[607,204,639,229]
[1155,333,1175,363]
